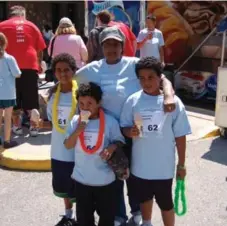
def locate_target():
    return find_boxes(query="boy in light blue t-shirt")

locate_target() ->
[0,32,21,148]
[120,57,191,226]
[64,82,125,226]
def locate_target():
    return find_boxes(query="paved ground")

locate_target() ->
[0,137,227,226]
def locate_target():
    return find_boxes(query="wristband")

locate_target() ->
[177,165,186,170]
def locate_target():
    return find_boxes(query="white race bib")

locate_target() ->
[83,131,102,151]
[58,106,71,126]
[140,110,166,133]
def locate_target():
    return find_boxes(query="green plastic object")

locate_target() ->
[174,179,187,216]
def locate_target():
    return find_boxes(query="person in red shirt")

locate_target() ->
[109,20,137,57]
[0,5,46,137]
[87,10,137,62]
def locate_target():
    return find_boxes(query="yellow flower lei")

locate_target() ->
[52,80,78,134]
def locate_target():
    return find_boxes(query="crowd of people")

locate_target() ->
[0,5,191,226]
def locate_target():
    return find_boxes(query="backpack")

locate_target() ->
[90,25,108,61]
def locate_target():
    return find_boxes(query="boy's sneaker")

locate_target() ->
[55,216,77,226]
[115,220,127,226]
[29,127,39,137]
[127,215,142,226]
[12,126,23,135]
[3,140,18,149]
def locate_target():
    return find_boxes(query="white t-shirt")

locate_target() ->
[137,28,164,60]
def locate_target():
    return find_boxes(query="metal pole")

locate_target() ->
[175,26,217,75]
[220,30,226,67]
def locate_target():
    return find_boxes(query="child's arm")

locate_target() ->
[64,121,86,149]
[175,136,186,179]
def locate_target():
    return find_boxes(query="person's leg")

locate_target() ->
[130,175,154,226]
[115,179,128,225]
[0,108,3,144]
[21,69,39,137]
[140,200,153,226]
[75,181,95,226]
[95,181,117,226]
[12,74,23,135]
[124,137,141,226]
[3,106,18,148]
[51,159,76,226]
[127,176,142,225]
[154,179,175,226]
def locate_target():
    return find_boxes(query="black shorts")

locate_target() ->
[51,159,76,202]
[14,69,39,111]
[129,174,173,211]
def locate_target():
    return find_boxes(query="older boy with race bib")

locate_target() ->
[120,57,191,226]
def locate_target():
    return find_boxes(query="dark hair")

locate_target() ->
[44,24,51,32]
[9,5,26,17]
[146,14,156,22]
[51,53,77,72]
[76,82,103,103]
[97,10,111,24]
[135,57,162,77]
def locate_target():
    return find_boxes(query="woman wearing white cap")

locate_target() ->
[76,26,175,226]
[48,17,88,69]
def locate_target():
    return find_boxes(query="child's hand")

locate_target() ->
[75,121,87,135]
[129,125,140,138]
[100,144,117,160]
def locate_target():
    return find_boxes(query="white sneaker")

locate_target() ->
[29,127,39,137]
[12,126,23,135]
[127,215,142,226]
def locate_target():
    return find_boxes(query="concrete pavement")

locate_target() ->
[0,137,227,226]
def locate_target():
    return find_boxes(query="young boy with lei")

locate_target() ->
[120,57,191,226]
[64,82,125,226]
[46,53,78,226]
[0,32,21,148]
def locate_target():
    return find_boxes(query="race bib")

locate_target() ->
[140,110,166,133]
[83,131,100,151]
[58,106,71,126]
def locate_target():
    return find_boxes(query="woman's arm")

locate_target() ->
[161,75,175,112]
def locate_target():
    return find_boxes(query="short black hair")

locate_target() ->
[135,57,162,77]
[51,53,77,72]
[76,82,103,103]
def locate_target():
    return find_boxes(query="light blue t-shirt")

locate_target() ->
[120,91,191,180]
[66,113,125,186]
[47,92,75,162]
[0,52,21,100]
[137,28,164,59]
[76,57,141,121]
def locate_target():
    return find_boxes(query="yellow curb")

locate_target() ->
[0,148,51,171]
[201,128,220,139]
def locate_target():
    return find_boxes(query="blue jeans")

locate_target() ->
[115,180,140,222]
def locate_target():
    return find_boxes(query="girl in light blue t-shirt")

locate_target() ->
[0,32,21,148]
